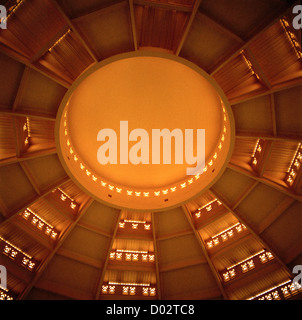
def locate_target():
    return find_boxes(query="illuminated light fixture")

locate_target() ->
[206,222,247,249]
[286,143,302,187]
[21,208,59,240]
[3,0,25,23]
[48,29,72,52]
[0,236,37,271]
[116,187,122,193]
[170,187,176,192]
[0,288,13,300]
[221,250,274,283]
[116,252,122,260]
[248,280,302,300]
[143,192,149,197]
[154,191,160,196]
[130,287,136,295]
[119,222,125,228]
[126,190,132,196]
[196,198,218,214]
[102,285,108,294]
[241,50,260,80]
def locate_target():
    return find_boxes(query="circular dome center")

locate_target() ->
[56,52,234,211]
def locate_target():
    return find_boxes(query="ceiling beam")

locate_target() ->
[181,205,229,300]
[232,180,259,210]
[29,26,70,63]
[197,11,245,45]
[270,94,278,137]
[235,133,302,143]
[0,43,71,88]
[1,176,70,222]
[244,47,272,89]
[12,66,31,111]
[258,141,274,177]
[0,106,56,121]
[257,196,295,234]
[175,0,202,56]
[19,161,42,195]
[227,163,302,202]
[129,0,138,51]
[0,147,57,167]
[229,73,302,105]
[134,0,193,13]
[71,0,126,23]
[151,211,161,299]
[18,197,94,300]
[77,220,112,238]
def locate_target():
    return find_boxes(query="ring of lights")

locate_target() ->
[55,52,235,211]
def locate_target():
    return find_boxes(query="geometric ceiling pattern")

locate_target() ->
[0,0,302,300]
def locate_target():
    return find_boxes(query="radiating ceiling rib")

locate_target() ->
[243,47,272,90]
[19,197,94,299]
[228,163,302,202]
[1,176,70,222]
[129,0,138,50]
[0,44,70,89]
[12,66,30,111]
[151,212,161,299]
[19,161,41,195]
[0,147,57,167]
[256,197,295,234]
[0,109,56,122]
[181,205,228,299]
[50,0,98,62]
[208,188,293,280]
[94,209,122,300]
[175,0,201,55]
[231,181,259,210]
[134,0,194,12]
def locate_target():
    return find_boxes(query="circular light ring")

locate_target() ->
[55,52,235,211]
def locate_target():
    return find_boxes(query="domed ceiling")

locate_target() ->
[0,0,302,300]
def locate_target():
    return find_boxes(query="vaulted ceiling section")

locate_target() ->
[0,0,302,300]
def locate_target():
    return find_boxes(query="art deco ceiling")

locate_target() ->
[0,0,302,300]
